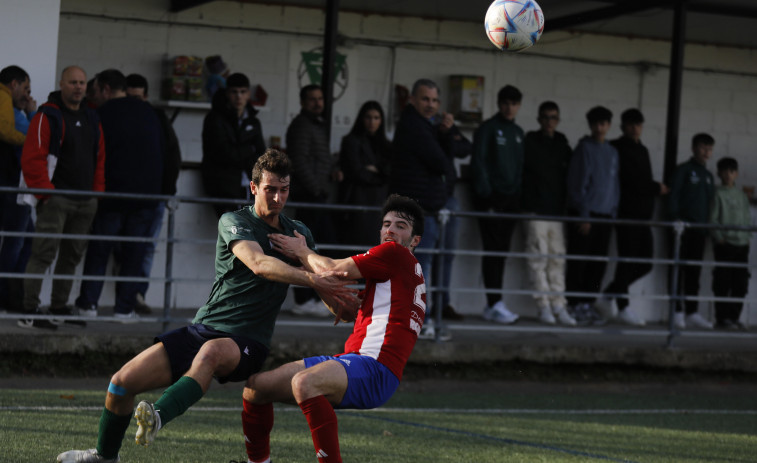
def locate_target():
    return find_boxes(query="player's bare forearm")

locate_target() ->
[231,239,316,287]
[269,231,363,279]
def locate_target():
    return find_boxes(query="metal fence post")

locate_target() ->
[162,198,179,332]
[434,208,450,342]
[667,221,685,347]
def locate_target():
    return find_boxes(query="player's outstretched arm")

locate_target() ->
[231,239,357,310]
[269,231,363,279]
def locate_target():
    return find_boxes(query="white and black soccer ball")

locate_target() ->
[484,0,545,52]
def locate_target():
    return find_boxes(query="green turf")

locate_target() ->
[1,384,756,462]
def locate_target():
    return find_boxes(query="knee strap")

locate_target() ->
[108,382,127,396]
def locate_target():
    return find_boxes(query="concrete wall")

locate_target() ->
[1,0,61,107]
[35,0,757,323]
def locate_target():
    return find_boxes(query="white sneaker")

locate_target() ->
[483,300,519,325]
[538,306,556,325]
[76,303,98,318]
[673,311,686,329]
[686,312,714,330]
[618,307,646,326]
[290,299,330,318]
[594,297,618,320]
[134,400,161,446]
[114,311,139,324]
[57,449,120,463]
[553,306,577,326]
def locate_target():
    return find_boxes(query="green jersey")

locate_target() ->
[192,206,316,348]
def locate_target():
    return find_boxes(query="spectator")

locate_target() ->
[337,100,392,248]
[71,69,165,320]
[594,109,668,326]
[18,65,105,330]
[124,73,182,314]
[471,85,524,325]
[565,106,620,325]
[202,72,265,218]
[390,78,469,340]
[667,133,716,330]
[0,65,34,312]
[522,101,576,326]
[286,84,339,317]
[710,157,751,330]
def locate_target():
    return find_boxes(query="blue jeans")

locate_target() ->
[76,203,162,314]
[136,201,165,297]
[416,197,459,319]
[0,192,33,309]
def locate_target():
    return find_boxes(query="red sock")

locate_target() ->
[299,396,341,463]
[242,400,274,463]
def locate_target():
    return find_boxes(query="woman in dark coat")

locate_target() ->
[338,101,392,247]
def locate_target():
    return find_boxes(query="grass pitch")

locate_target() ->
[2,379,756,462]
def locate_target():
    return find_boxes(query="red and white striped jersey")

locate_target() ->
[342,241,426,380]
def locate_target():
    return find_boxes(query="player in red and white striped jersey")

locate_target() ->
[240,194,426,463]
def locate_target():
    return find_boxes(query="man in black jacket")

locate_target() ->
[125,73,182,314]
[595,108,668,326]
[389,78,471,340]
[202,73,266,218]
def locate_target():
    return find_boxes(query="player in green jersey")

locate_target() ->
[57,149,358,463]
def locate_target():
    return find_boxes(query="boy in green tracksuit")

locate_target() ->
[710,157,752,330]
[668,133,716,330]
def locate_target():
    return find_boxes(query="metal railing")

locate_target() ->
[0,186,755,348]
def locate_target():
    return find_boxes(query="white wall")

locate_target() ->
[1,0,61,102]
[46,0,757,323]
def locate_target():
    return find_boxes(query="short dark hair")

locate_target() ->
[300,84,322,102]
[538,101,559,116]
[95,69,127,92]
[620,108,644,125]
[411,78,439,97]
[692,133,715,148]
[716,157,738,172]
[0,65,29,85]
[497,85,522,104]
[251,149,292,185]
[226,72,250,89]
[381,194,424,238]
[126,73,149,94]
[586,106,613,125]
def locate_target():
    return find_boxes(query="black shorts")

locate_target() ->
[155,324,269,384]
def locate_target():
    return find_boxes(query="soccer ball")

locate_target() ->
[484,0,545,52]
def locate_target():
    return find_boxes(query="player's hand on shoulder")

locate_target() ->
[269,230,308,260]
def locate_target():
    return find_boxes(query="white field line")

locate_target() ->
[2,405,756,415]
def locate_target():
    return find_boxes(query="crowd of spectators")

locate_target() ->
[0,65,752,334]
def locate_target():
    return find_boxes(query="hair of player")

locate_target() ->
[126,73,149,95]
[498,85,522,104]
[251,149,292,185]
[0,65,29,85]
[716,156,738,172]
[538,100,559,116]
[226,72,250,89]
[411,78,439,97]
[692,132,715,148]
[586,106,613,125]
[299,84,322,102]
[620,108,644,125]
[96,69,127,92]
[381,194,425,237]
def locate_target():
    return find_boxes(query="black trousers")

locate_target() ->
[477,195,519,307]
[603,224,654,310]
[712,243,750,323]
[565,213,612,306]
[670,230,707,314]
